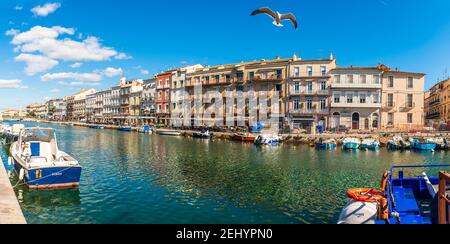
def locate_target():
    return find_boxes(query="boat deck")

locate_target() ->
[392,186,432,224]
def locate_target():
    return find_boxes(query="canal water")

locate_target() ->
[1,121,450,224]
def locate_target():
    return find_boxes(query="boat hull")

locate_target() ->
[157,130,181,136]
[412,143,437,151]
[343,143,359,150]
[193,133,210,139]
[118,127,132,132]
[361,144,380,150]
[315,143,336,150]
[12,158,81,190]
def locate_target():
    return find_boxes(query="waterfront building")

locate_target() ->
[93,90,107,123]
[130,89,143,125]
[101,89,112,123]
[424,78,450,126]
[381,69,425,130]
[72,89,96,122]
[109,85,121,124]
[85,93,96,122]
[63,95,75,121]
[287,54,337,131]
[26,103,41,117]
[156,71,174,125]
[119,78,143,125]
[35,103,47,119]
[141,78,157,125]
[46,98,66,121]
[171,65,204,121]
[329,65,383,131]
[0,109,26,119]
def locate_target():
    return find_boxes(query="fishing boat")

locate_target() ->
[9,127,82,189]
[426,137,449,150]
[342,138,361,150]
[338,164,450,224]
[89,125,104,129]
[118,126,132,132]
[137,125,152,134]
[410,138,437,151]
[361,138,380,150]
[233,133,256,142]
[254,134,282,145]
[156,129,181,136]
[193,128,211,139]
[387,136,410,150]
[315,138,337,150]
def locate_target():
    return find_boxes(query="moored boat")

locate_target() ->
[387,136,410,150]
[342,138,361,150]
[254,134,282,145]
[118,126,132,132]
[426,137,448,150]
[361,138,380,150]
[315,138,337,150]
[156,129,181,136]
[410,138,437,151]
[233,133,256,142]
[89,125,105,129]
[338,164,450,224]
[10,127,82,190]
[193,128,211,139]
[137,125,152,134]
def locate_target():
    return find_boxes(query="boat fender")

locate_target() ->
[378,197,390,224]
[380,170,389,193]
[19,168,25,181]
[8,157,12,166]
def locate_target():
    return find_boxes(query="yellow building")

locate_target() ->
[425,78,450,125]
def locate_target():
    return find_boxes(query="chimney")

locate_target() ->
[293,53,298,61]
[330,52,334,60]
[275,56,281,60]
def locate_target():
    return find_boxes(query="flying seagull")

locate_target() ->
[251,7,298,29]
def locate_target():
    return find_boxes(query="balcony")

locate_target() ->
[426,112,440,119]
[290,72,330,79]
[331,102,382,109]
[249,74,283,82]
[331,82,382,89]
[401,102,415,110]
[429,100,440,106]
[290,108,329,115]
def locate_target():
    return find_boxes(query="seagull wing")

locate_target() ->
[251,7,277,20]
[280,13,298,29]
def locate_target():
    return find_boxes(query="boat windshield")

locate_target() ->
[21,128,55,143]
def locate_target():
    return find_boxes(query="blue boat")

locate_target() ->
[342,138,361,150]
[138,125,152,134]
[118,126,132,132]
[10,128,82,190]
[89,125,104,129]
[361,138,380,150]
[339,164,450,224]
[315,139,337,150]
[410,138,437,151]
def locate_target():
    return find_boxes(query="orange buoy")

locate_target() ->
[346,188,385,203]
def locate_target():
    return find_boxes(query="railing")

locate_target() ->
[438,172,450,224]
[402,102,415,109]
[250,74,283,82]
[426,112,440,119]
[290,109,328,114]
[429,100,440,106]
[290,72,329,78]
[384,102,396,108]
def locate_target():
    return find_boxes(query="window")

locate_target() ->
[347,75,354,84]
[388,94,394,107]
[407,77,414,89]
[307,99,313,111]
[407,94,414,107]
[237,72,244,79]
[320,99,326,111]
[307,66,313,76]
[294,67,300,77]
[276,84,282,92]
[373,93,380,104]
[307,82,313,92]
[334,75,341,84]
[159,80,162,86]
[320,81,327,90]
[321,66,327,76]
[248,72,254,80]
[388,76,394,88]
[276,69,282,78]
[407,113,413,124]
[294,82,300,93]
[293,99,301,110]
[204,76,209,82]
[334,93,340,103]
[347,94,353,104]
[237,86,244,92]
[374,75,380,84]
[360,75,367,84]
[360,94,366,104]
[388,113,394,125]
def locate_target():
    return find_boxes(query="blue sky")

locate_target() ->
[1,0,450,109]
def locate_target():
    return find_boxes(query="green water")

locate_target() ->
[1,121,450,224]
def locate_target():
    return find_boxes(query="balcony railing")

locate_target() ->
[384,102,396,108]
[429,100,440,106]
[290,72,329,78]
[290,108,329,114]
[249,74,283,82]
[401,102,416,110]
[426,112,440,119]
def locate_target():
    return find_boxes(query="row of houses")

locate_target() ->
[26,54,426,131]
[424,78,450,128]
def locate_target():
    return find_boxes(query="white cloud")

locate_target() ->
[15,54,59,76]
[0,79,27,89]
[103,67,123,77]
[11,26,74,45]
[50,88,60,93]
[141,69,149,75]
[69,62,82,68]
[41,72,102,82]
[115,53,132,60]
[58,81,100,87]
[31,3,61,17]
[15,6,23,11]
[5,29,20,36]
